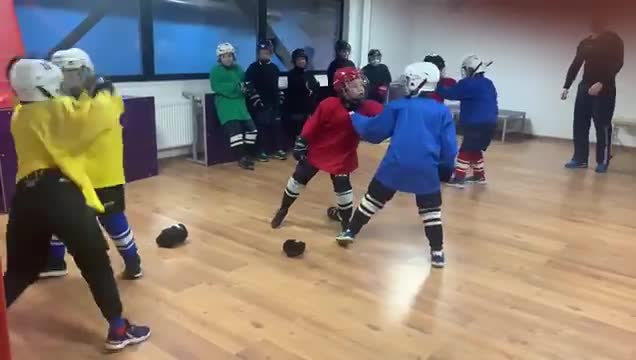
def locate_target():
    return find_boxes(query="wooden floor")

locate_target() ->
[2,139,636,360]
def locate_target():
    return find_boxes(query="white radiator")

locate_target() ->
[155,99,194,150]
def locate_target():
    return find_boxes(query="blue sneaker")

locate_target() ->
[105,320,151,352]
[595,163,608,173]
[336,230,355,247]
[431,250,445,268]
[564,160,588,169]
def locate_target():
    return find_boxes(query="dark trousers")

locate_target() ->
[4,170,123,321]
[254,107,284,154]
[287,113,309,138]
[223,119,258,159]
[573,82,616,165]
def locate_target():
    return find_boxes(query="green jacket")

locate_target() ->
[209,64,252,125]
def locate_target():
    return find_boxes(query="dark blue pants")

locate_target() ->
[573,82,616,165]
[253,107,284,154]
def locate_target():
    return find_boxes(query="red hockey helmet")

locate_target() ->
[333,67,366,93]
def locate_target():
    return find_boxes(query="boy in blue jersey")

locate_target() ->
[336,62,457,268]
[436,55,498,188]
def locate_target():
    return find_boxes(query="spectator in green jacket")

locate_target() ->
[210,42,257,170]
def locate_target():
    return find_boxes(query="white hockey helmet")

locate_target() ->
[216,42,236,57]
[51,48,95,72]
[9,59,63,102]
[403,62,440,95]
[461,54,492,78]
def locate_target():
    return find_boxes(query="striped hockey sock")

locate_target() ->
[99,212,140,263]
[453,151,471,180]
[419,207,443,251]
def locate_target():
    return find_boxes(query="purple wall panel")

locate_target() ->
[204,94,235,166]
[0,110,16,214]
[121,97,159,182]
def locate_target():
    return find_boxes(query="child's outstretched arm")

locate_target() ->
[351,103,396,144]
[436,79,470,101]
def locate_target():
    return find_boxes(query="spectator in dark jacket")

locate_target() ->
[285,48,320,137]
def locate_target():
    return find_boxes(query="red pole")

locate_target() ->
[0,258,10,360]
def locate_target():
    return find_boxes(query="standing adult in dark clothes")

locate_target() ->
[327,40,356,94]
[562,18,624,173]
[362,49,392,103]
[285,48,320,137]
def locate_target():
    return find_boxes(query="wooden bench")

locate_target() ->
[447,104,527,143]
[612,116,636,147]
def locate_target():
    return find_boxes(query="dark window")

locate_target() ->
[15,0,142,76]
[152,0,258,75]
[266,0,342,71]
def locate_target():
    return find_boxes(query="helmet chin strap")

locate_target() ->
[408,78,428,98]
[36,86,54,99]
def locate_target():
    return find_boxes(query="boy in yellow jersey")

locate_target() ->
[38,48,142,280]
[4,58,150,351]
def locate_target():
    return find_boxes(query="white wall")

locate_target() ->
[406,1,636,146]
[347,0,636,146]
[346,0,413,76]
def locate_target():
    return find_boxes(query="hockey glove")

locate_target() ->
[91,77,115,97]
[249,93,265,109]
[293,136,309,162]
[377,85,388,98]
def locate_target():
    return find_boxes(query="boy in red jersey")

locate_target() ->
[271,67,383,230]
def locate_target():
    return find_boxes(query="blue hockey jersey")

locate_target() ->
[352,96,458,194]
[436,74,498,126]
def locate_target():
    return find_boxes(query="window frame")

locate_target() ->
[22,0,344,82]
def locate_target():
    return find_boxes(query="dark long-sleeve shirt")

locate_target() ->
[285,67,320,115]
[362,63,392,103]
[245,60,280,109]
[564,31,624,93]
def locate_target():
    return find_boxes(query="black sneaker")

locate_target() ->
[326,207,340,222]
[271,208,289,229]
[123,256,143,280]
[336,230,355,247]
[238,156,255,170]
[272,150,288,160]
[39,259,68,279]
[327,207,348,231]
[431,250,445,268]
[256,153,269,162]
[465,175,487,185]
[104,319,151,352]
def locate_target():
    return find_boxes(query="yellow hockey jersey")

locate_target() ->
[11,92,124,213]
[84,119,125,189]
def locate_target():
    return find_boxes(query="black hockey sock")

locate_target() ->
[332,175,354,227]
[348,192,385,235]
[281,176,304,210]
[244,130,258,156]
[420,207,443,251]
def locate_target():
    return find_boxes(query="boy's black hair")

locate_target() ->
[5,55,23,80]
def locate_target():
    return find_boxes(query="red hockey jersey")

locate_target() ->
[431,77,457,103]
[301,97,383,174]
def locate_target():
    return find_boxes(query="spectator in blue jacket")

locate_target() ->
[336,62,457,269]
[437,55,498,188]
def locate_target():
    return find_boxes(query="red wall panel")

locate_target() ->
[0,0,25,109]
